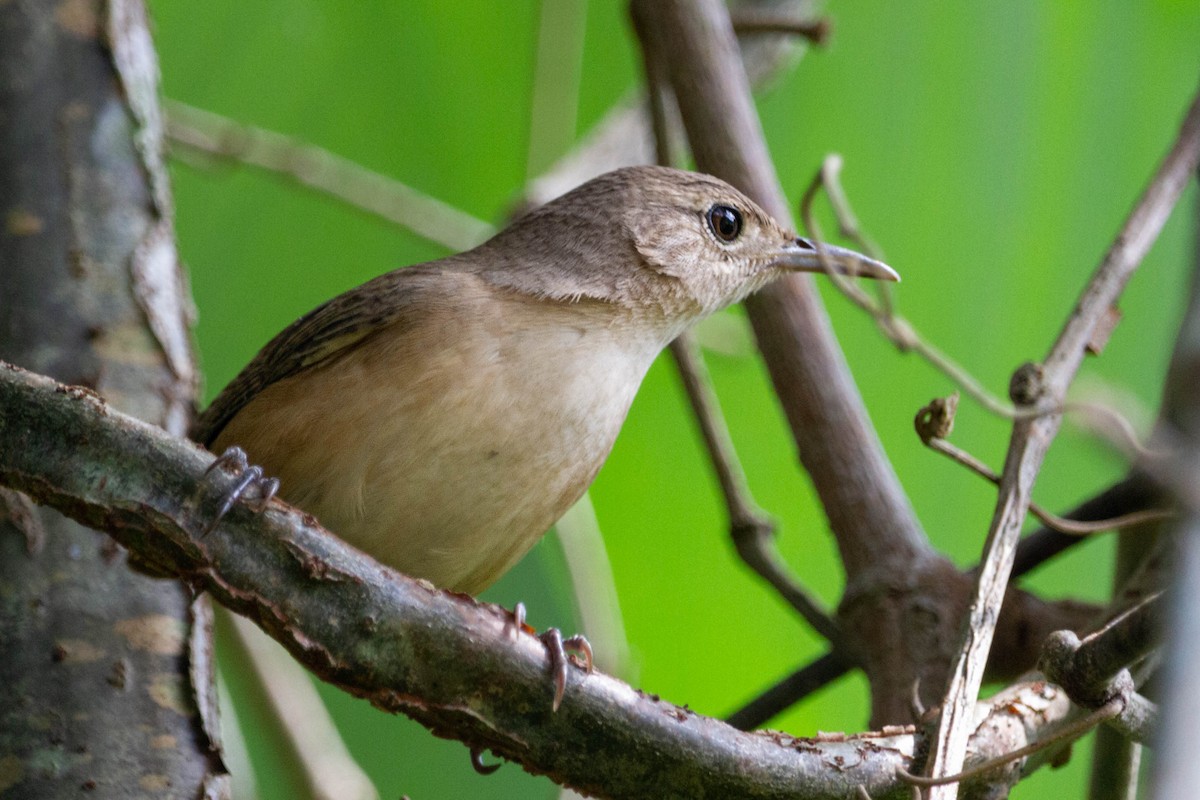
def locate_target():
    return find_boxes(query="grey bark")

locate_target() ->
[0,1,220,798]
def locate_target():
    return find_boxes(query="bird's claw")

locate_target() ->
[541,627,594,712]
[469,747,502,775]
[202,446,280,535]
[505,603,593,712]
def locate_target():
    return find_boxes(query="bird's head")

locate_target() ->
[479,165,897,329]
[620,166,896,316]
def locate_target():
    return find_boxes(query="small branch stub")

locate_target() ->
[1009,362,1046,407]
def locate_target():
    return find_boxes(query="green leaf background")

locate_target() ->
[148,1,1199,797]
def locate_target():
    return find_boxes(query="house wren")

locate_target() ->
[192,166,896,595]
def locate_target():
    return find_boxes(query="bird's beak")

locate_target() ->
[773,237,900,282]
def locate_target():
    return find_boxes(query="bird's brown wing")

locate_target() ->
[190,265,444,446]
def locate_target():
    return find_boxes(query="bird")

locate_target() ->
[191,165,896,703]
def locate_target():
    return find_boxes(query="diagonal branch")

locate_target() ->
[167,101,495,252]
[924,85,1200,795]
[670,333,842,644]
[630,0,1104,730]
[1011,474,1163,578]
[633,25,844,648]
[630,0,928,595]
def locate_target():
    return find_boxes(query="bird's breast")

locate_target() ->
[216,296,661,594]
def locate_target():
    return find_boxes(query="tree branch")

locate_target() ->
[1012,474,1162,578]
[0,362,922,799]
[167,101,495,253]
[0,0,220,795]
[725,652,846,731]
[0,361,1109,799]
[1039,596,1163,744]
[924,84,1200,794]
[1147,156,1200,799]
[629,0,930,584]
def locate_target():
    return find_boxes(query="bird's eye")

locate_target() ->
[706,204,743,243]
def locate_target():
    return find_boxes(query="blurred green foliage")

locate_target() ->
[147,1,1199,797]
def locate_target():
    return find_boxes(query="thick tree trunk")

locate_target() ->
[0,1,220,797]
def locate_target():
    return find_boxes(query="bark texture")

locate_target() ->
[0,1,219,797]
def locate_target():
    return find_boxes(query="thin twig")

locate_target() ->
[635,8,843,648]
[730,11,831,45]
[165,101,495,252]
[929,436,1170,535]
[670,335,844,643]
[800,155,1030,420]
[667,335,772,538]
[923,86,1200,797]
[724,651,848,730]
[913,396,1172,536]
[1070,400,1172,464]
[897,699,1123,789]
[1012,474,1162,578]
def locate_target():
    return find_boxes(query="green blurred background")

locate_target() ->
[146,1,1199,797]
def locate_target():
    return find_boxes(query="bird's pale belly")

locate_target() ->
[214,313,652,594]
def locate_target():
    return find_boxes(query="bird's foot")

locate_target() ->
[202,446,280,535]
[508,602,594,712]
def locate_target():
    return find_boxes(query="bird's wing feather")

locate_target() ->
[190,264,448,446]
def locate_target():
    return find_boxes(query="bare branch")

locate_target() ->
[1039,596,1162,744]
[630,0,928,595]
[1012,475,1162,578]
[924,85,1200,794]
[1050,593,1164,691]
[730,10,831,45]
[0,362,1116,798]
[166,101,495,252]
[0,362,922,798]
[914,396,1172,536]
[725,652,848,731]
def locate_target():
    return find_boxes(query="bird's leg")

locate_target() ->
[202,446,281,534]
[505,602,594,712]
